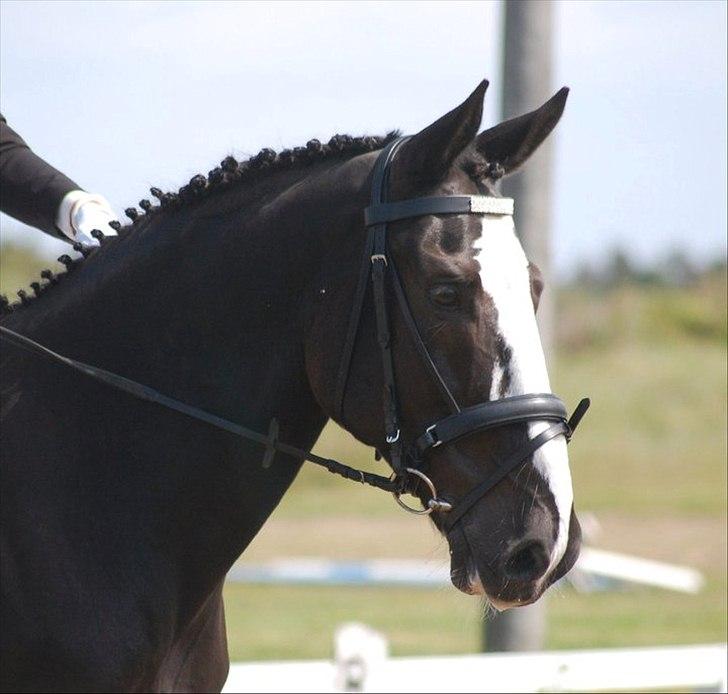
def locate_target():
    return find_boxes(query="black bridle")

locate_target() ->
[0,136,589,530]
[332,136,589,529]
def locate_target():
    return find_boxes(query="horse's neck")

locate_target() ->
[10,175,334,613]
[21,170,326,410]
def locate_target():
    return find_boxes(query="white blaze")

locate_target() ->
[474,213,573,571]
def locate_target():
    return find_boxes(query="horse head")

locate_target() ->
[307,81,581,609]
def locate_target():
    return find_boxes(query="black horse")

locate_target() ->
[1,81,581,691]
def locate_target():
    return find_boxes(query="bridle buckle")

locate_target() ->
[386,429,400,444]
[370,253,388,266]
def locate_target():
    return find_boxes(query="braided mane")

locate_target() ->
[0,132,400,316]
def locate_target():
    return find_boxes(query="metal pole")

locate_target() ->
[484,0,554,653]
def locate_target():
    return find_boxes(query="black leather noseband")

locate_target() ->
[414,394,569,456]
[0,135,588,530]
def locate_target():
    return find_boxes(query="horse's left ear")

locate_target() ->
[476,87,569,177]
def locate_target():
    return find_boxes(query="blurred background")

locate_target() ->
[1,0,725,670]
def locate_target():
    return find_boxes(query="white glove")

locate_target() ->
[56,190,119,247]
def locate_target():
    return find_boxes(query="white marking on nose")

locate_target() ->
[474,213,573,572]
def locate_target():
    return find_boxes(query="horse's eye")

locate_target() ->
[429,284,460,307]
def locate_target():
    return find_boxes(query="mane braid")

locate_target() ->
[0,131,399,317]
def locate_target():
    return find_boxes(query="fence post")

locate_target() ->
[484,0,555,653]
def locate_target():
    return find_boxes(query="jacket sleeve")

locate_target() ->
[0,113,81,238]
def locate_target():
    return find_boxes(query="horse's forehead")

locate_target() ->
[413,213,532,305]
[396,216,478,275]
[414,169,494,251]
[476,214,527,257]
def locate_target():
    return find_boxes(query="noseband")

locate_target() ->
[334,136,589,529]
[0,136,588,531]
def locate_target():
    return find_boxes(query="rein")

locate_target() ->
[0,135,589,527]
[0,325,401,494]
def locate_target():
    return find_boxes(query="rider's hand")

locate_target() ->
[56,190,119,247]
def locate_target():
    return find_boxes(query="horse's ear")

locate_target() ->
[475,87,569,177]
[395,80,488,185]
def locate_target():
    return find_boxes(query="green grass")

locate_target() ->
[554,340,726,515]
[222,579,727,660]
[547,578,727,650]
[223,584,481,661]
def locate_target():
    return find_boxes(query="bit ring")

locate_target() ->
[393,467,451,515]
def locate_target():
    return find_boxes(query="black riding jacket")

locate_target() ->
[0,113,78,238]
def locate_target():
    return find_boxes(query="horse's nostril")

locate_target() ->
[503,540,551,582]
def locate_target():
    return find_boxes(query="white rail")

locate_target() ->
[223,643,728,693]
[226,547,704,594]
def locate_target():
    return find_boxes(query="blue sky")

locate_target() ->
[1,0,725,278]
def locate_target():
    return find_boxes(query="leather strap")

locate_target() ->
[388,261,460,414]
[414,393,568,455]
[371,250,403,471]
[0,326,402,494]
[367,137,410,472]
[333,137,408,423]
[365,195,514,227]
[441,420,570,531]
[332,229,375,421]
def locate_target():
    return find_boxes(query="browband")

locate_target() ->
[364,195,514,227]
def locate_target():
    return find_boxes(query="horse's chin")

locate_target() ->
[449,563,544,609]
[487,595,538,611]
[449,560,485,596]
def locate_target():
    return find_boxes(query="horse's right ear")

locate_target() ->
[475,87,569,177]
[395,80,489,187]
